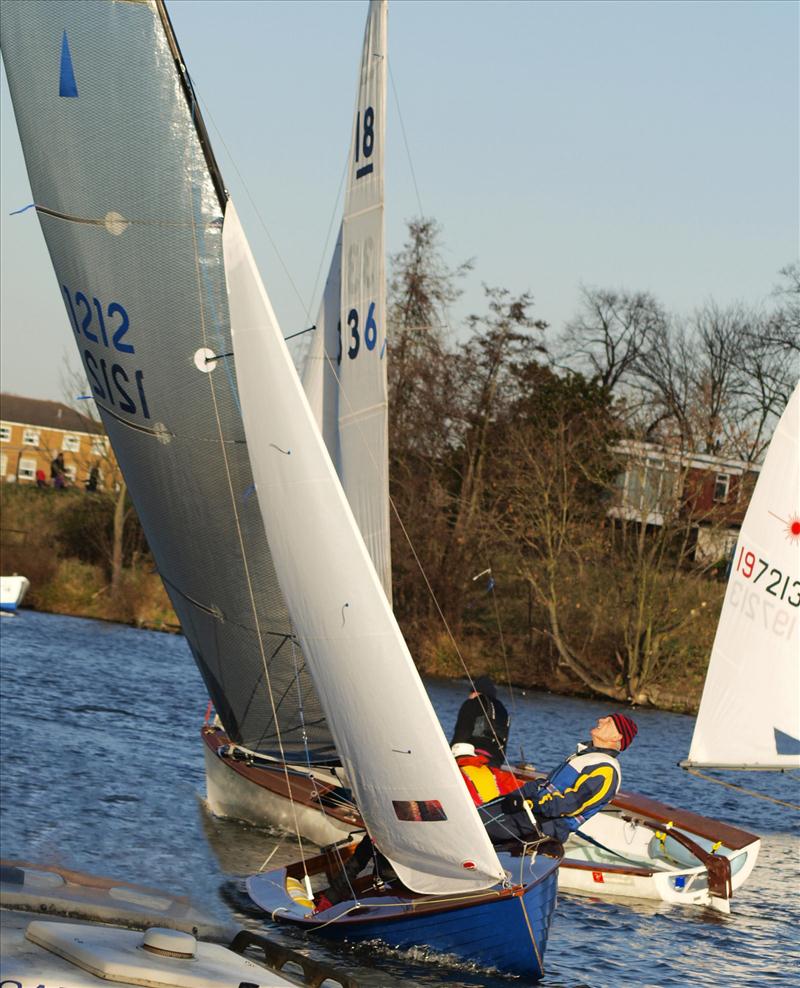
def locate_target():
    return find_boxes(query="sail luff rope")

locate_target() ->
[683,766,800,810]
[177,63,312,869]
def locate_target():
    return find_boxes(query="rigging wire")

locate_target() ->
[683,767,800,810]
[388,63,424,218]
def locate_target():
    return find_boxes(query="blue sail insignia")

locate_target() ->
[774,727,800,757]
[59,30,78,98]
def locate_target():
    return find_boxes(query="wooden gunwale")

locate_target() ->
[278,847,562,926]
[202,727,360,825]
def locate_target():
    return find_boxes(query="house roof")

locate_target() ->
[0,393,103,435]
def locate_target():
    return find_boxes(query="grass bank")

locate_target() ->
[1,484,177,631]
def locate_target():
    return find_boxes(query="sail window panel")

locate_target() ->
[393,800,447,822]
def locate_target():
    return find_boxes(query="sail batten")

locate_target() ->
[687,383,800,769]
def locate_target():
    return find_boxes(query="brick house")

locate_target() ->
[0,393,114,490]
[611,440,761,563]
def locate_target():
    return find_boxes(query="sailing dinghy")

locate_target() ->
[683,382,800,772]
[2,0,560,978]
[566,381,799,912]
[201,0,761,916]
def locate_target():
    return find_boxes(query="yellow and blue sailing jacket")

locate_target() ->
[481,743,622,845]
[533,743,622,842]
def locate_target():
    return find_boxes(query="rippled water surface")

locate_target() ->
[1,611,798,986]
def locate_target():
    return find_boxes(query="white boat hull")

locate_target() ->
[0,575,30,613]
[558,808,760,910]
[203,742,355,846]
[0,860,350,988]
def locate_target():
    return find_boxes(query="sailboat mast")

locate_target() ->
[155,0,227,207]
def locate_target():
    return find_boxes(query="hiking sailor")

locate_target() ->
[482,713,638,844]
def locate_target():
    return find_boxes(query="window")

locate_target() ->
[65,464,77,483]
[714,474,730,503]
[62,434,80,453]
[18,457,37,481]
[0,425,10,443]
[91,437,107,457]
[22,428,40,446]
[0,453,6,478]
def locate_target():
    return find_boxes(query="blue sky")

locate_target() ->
[1,0,797,402]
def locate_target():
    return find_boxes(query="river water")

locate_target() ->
[1,611,798,986]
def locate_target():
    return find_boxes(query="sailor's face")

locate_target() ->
[590,716,622,748]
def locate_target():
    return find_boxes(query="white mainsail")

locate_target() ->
[303,0,391,600]
[686,382,800,769]
[224,200,505,896]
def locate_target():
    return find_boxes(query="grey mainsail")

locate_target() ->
[1,0,333,759]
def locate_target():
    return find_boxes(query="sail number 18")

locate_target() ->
[354,106,375,179]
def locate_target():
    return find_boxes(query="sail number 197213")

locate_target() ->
[735,544,799,606]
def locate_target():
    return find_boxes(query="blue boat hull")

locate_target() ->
[315,868,557,978]
[247,845,561,980]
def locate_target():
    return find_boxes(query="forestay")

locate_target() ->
[0,0,332,760]
[687,382,800,769]
[303,0,391,600]
[224,201,506,896]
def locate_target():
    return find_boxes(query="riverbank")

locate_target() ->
[9,590,705,715]
[1,484,178,631]
[1,483,708,713]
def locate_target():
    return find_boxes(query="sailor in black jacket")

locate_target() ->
[450,675,509,766]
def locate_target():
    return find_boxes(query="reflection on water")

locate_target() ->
[1,611,798,986]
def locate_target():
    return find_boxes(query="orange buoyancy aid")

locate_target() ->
[458,756,523,806]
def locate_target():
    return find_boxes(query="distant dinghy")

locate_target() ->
[0,576,30,614]
[684,382,800,771]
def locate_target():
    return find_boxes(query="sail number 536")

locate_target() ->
[338,302,378,363]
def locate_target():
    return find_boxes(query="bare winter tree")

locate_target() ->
[559,286,667,396]
[61,360,134,595]
[763,262,800,357]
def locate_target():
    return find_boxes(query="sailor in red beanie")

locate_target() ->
[481,713,638,845]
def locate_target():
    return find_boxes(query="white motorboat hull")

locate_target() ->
[0,575,30,613]
[0,860,351,988]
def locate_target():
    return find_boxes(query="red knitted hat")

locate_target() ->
[610,713,638,751]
